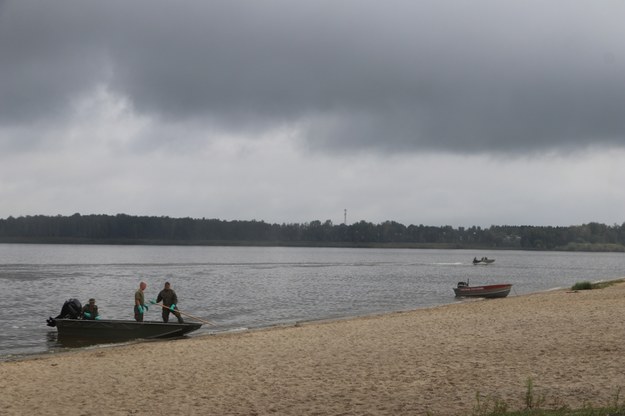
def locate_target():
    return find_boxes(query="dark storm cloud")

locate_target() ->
[2,0,624,154]
[0,2,107,123]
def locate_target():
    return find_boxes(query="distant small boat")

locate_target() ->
[453,281,512,298]
[473,257,495,265]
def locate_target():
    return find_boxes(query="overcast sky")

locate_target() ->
[1,0,624,227]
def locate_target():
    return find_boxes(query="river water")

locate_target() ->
[1,243,624,359]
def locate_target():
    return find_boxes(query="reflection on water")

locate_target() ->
[44,330,102,353]
[45,330,58,347]
[2,244,625,358]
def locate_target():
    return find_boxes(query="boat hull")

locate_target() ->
[453,284,512,298]
[54,319,202,341]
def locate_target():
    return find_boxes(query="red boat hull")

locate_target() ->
[453,283,512,298]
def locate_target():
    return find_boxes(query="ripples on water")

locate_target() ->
[1,244,624,359]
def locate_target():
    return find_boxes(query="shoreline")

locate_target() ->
[1,288,530,363]
[3,239,625,253]
[0,282,605,363]
[1,302,460,364]
[3,282,625,415]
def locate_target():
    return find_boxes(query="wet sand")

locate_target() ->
[2,282,625,415]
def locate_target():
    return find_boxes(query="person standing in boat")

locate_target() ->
[81,298,100,320]
[134,281,149,322]
[154,281,184,324]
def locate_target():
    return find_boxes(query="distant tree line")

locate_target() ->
[1,213,625,251]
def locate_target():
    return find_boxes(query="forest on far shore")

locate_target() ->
[1,213,625,252]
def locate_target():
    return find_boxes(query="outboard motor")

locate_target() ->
[46,298,83,327]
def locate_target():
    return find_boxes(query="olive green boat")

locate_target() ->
[51,318,202,341]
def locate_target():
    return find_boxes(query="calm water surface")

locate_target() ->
[1,244,624,359]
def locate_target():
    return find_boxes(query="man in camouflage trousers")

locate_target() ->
[155,281,184,323]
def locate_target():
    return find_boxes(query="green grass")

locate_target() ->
[465,380,625,416]
[571,278,624,291]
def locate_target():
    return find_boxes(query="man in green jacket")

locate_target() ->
[155,282,184,323]
[134,281,148,322]
[81,298,100,320]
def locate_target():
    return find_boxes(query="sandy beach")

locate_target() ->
[2,282,625,415]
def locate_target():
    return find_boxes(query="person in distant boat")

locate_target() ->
[134,281,149,322]
[153,281,184,324]
[81,298,100,320]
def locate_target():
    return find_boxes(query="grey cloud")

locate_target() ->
[2,0,625,155]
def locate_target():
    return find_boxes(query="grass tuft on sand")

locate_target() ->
[467,380,624,416]
[571,278,624,291]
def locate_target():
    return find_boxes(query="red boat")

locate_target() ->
[453,281,512,298]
